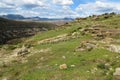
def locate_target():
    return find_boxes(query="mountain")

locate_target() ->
[0,14,74,21]
[63,17,74,20]
[1,14,25,20]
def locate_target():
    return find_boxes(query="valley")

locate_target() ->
[0,18,58,44]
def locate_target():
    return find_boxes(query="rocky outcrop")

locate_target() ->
[14,45,29,56]
[0,27,43,44]
[75,41,97,52]
[82,27,120,39]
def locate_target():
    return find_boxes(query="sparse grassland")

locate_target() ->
[0,13,120,80]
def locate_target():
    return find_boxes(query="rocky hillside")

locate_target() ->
[0,13,120,80]
[0,17,57,44]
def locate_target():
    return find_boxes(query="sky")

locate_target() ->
[0,0,120,18]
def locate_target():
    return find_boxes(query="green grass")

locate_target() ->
[1,13,120,80]
[31,24,81,41]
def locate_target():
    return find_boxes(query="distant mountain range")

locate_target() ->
[0,14,74,21]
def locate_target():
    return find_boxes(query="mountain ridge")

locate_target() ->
[0,14,74,21]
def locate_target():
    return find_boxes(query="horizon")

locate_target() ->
[0,14,74,19]
[0,0,120,18]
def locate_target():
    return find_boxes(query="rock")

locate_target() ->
[70,65,75,68]
[108,45,120,53]
[14,45,29,56]
[75,41,96,52]
[91,68,98,74]
[105,63,110,67]
[59,64,67,70]
[62,56,66,59]
[113,68,120,80]
[114,68,120,76]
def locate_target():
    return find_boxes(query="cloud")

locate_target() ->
[76,1,120,17]
[53,0,73,6]
[0,2,14,8]
[1,0,44,6]
[0,0,120,18]
[1,0,46,9]
[52,6,79,18]
[0,0,78,18]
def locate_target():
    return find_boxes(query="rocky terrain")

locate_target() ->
[0,13,120,80]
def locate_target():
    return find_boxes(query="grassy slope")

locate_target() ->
[0,14,120,80]
[0,17,57,44]
[0,17,57,29]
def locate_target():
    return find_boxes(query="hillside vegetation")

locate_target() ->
[0,13,120,80]
[0,17,57,44]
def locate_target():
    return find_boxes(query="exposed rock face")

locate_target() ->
[0,27,46,44]
[82,27,120,40]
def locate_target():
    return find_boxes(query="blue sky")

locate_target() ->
[71,0,95,9]
[0,0,120,18]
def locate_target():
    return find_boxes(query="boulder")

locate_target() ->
[59,64,67,70]
[108,45,120,53]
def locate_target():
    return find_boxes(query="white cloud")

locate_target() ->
[0,0,77,18]
[1,0,45,6]
[53,0,73,6]
[0,2,14,8]
[76,1,120,17]
[1,0,120,18]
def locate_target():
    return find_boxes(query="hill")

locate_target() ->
[0,14,74,21]
[0,17,57,44]
[0,13,120,80]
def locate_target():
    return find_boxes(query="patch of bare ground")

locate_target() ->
[0,44,52,68]
[37,33,80,44]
